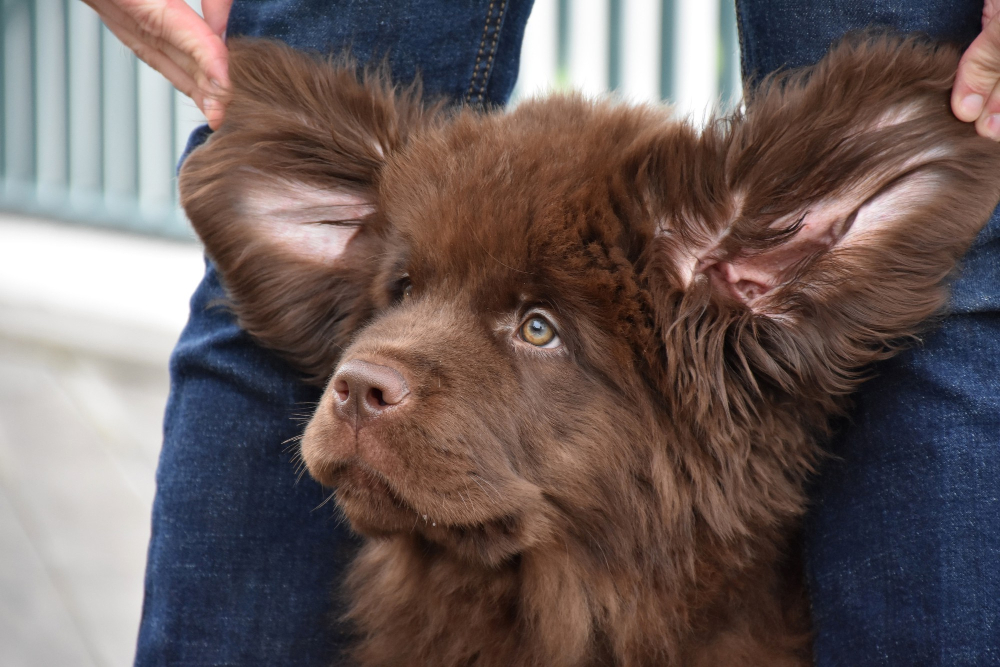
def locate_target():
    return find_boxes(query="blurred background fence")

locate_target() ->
[0,0,741,240]
[1,0,204,238]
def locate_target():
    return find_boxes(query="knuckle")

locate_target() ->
[957,64,993,93]
[129,39,154,62]
[133,4,168,41]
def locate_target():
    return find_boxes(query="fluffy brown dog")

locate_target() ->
[180,34,1000,666]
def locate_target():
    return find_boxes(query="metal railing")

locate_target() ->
[0,0,740,240]
[518,0,740,114]
[2,0,207,238]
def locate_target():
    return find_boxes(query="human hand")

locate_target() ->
[82,0,233,129]
[953,0,1000,140]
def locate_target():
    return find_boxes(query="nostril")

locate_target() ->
[334,378,350,402]
[371,379,408,407]
[332,359,410,421]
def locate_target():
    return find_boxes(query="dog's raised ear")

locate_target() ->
[646,34,1000,407]
[180,39,439,381]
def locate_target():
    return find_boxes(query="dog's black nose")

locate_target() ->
[332,359,410,425]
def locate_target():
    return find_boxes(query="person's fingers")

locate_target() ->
[985,0,1000,27]
[145,0,228,127]
[202,0,234,37]
[96,7,219,123]
[975,78,1000,140]
[96,3,198,76]
[98,9,200,99]
[952,14,1000,138]
[152,37,225,128]
[85,0,215,83]
[83,0,229,127]
[149,0,228,80]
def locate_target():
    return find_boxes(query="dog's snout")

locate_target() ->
[333,359,410,424]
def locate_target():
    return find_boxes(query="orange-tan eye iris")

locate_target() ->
[520,316,556,347]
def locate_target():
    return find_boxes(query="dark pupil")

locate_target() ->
[529,318,547,336]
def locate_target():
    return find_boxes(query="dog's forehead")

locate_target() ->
[378,98,670,284]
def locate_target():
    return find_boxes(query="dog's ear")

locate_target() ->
[646,35,1000,407]
[179,39,439,381]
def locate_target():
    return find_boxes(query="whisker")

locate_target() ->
[312,490,338,511]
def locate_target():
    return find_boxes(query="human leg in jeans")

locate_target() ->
[738,1,1000,663]
[134,2,534,664]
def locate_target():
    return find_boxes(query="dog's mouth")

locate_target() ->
[302,404,547,564]
[327,459,421,535]
[328,459,481,533]
[324,459,533,565]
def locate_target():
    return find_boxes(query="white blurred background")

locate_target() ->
[0,1,739,664]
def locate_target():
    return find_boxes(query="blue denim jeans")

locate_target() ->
[739,1,1000,664]
[133,2,533,665]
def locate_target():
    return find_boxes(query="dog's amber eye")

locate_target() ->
[395,276,413,302]
[520,315,559,348]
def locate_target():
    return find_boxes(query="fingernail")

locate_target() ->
[986,113,1000,139]
[960,93,985,119]
[203,96,218,115]
[209,79,223,95]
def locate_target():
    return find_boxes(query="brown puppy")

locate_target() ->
[179,34,1000,666]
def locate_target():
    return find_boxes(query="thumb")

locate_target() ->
[952,16,1000,123]
[986,0,1000,27]
[202,0,233,37]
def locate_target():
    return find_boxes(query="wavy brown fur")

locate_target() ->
[180,35,1000,666]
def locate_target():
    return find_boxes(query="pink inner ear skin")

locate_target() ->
[697,164,943,309]
[240,177,375,262]
[701,200,857,305]
[268,219,364,260]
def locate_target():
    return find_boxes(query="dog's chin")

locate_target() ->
[317,461,534,566]
[331,463,422,536]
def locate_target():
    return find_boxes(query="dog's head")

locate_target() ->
[180,37,1000,576]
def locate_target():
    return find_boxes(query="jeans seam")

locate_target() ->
[465,0,508,107]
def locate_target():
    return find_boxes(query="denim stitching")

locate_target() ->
[465,0,508,106]
[465,1,496,103]
[477,0,507,106]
